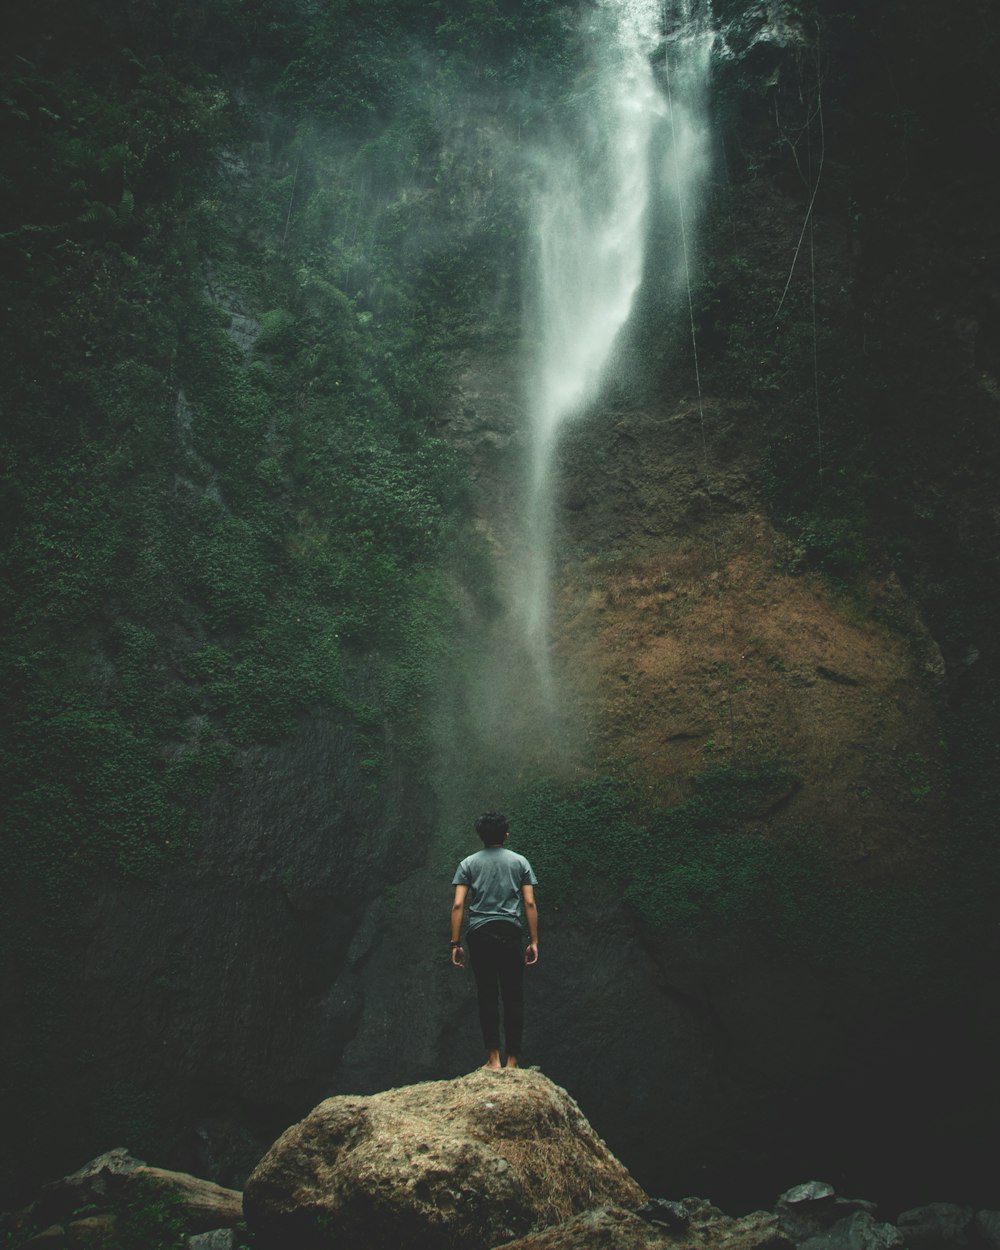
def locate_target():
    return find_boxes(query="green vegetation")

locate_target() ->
[688,0,1000,1017]
[0,0,576,891]
[2,0,998,1214]
[0,0,578,1200]
[700,0,1000,639]
[0,3,527,896]
[511,761,804,920]
[79,1176,188,1250]
[512,761,937,981]
[1,1176,194,1250]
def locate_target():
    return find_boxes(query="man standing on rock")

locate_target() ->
[450,812,539,1070]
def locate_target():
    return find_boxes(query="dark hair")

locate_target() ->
[475,812,509,845]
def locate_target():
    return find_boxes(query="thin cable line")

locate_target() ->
[810,49,825,483]
[663,3,737,752]
[663,17,708,470]
[774,55,826,320]
[281,147,303,249]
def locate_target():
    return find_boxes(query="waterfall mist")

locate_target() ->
[517,0,664,690]
[429,0,715,820]
[516,0,715,693]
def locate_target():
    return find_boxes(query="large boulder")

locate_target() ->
[243,1068,647,1250]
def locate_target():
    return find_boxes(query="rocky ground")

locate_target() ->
[5,1073,997,1250]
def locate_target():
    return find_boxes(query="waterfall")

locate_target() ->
[517,0,714,691]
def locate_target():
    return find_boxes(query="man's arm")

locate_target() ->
[450,884,469,967]
[521,884,538,965]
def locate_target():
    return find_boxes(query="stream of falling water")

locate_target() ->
[518,0,714,697]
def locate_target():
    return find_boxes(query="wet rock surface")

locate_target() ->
[975,1214,1000,1250]
[26,1148,144,1230]
[897,1206,976,1250]
[188,1231,238,1250]
[799,1211,904,1250]
[57,709,435,1189]
[777,1182,882,1244]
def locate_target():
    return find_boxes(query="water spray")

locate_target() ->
[517,0,715,696]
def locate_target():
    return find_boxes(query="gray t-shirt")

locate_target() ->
[452,847,538,933]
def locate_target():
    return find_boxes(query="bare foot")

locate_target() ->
[484,1049,502,1070]
[505,1056,519,1069]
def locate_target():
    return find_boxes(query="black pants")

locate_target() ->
[466,921,524,1055]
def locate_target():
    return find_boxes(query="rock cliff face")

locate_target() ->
[55,713,434,1187]
[3,0,998,1219]
[319,9,969,1214]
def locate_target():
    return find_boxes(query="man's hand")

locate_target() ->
[450,884,468,967]
[521,885,538,964]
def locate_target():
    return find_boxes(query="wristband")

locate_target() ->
[450,941,462,947]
